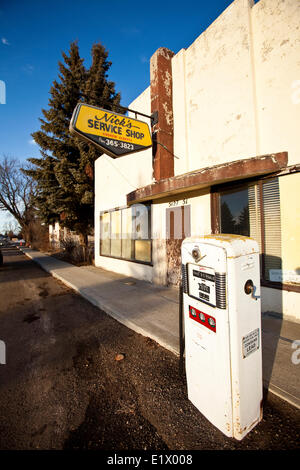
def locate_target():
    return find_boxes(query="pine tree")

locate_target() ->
[236,205,250,236]
[25,41,122,255]
[220,201,236,234]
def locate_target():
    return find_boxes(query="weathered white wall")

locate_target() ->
[153,190,211,239]
[94,87,153,279]
[173,0,258,175]
[172,0,300,173]
[151,190,211,285]
[94,87,152,211]
[252,0,300,165]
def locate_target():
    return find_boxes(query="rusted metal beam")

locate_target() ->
[127,152,288,204]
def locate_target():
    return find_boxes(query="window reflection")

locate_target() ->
[100,204,152,263]
[220,187,250,236]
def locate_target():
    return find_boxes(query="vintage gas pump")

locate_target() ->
[181,235,263,440]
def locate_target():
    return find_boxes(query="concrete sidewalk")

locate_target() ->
[22,248,300,409]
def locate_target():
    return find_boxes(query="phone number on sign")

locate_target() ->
[100,138,134,150]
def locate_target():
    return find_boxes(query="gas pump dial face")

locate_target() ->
[187,263,216,307]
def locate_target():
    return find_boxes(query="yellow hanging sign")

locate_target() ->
[70,103,152,158]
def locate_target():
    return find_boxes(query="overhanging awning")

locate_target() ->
[127,152,288,204]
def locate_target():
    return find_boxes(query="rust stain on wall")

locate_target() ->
[167,238,183,286]
[150,47,175,181]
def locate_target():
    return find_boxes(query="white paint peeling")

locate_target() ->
[173,0,300,176]
[163,70,172,97]
[162,102,173,126]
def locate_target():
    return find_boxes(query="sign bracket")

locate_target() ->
[113,104,157,126]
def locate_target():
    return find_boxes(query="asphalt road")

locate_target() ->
[0,246,299,451]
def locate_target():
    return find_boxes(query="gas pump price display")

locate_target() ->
[187,264,216,307]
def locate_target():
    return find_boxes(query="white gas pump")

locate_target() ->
[181,235,263,440]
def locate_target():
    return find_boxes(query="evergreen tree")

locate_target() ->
[220,201,236,234]
[25,41,122,254]
[236,205,250,236]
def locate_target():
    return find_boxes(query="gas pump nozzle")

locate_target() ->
[244,279,260,301]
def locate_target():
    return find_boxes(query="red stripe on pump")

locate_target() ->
[189,306,216,332]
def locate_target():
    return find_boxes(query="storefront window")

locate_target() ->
[218,178,282,282]
[100,212,110,256]
[121,207,134,260]
[100,204,152,264]
[110,210,122,258]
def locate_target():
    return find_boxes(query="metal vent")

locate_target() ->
[181,264,188,293]
[215,273,226,309]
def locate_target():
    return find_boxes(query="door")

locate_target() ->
[166,205,191,286]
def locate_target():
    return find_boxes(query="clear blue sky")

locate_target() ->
[0,0,233,231]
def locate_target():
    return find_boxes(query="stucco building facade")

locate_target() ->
[94,0,300,321]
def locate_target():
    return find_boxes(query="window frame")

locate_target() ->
[99,203,153,266]
[211,176,300,293]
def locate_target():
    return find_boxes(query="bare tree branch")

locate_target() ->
[0,155,36,229]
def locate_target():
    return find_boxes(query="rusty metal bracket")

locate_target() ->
[150,110,158,126]
[114,104,154,122]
